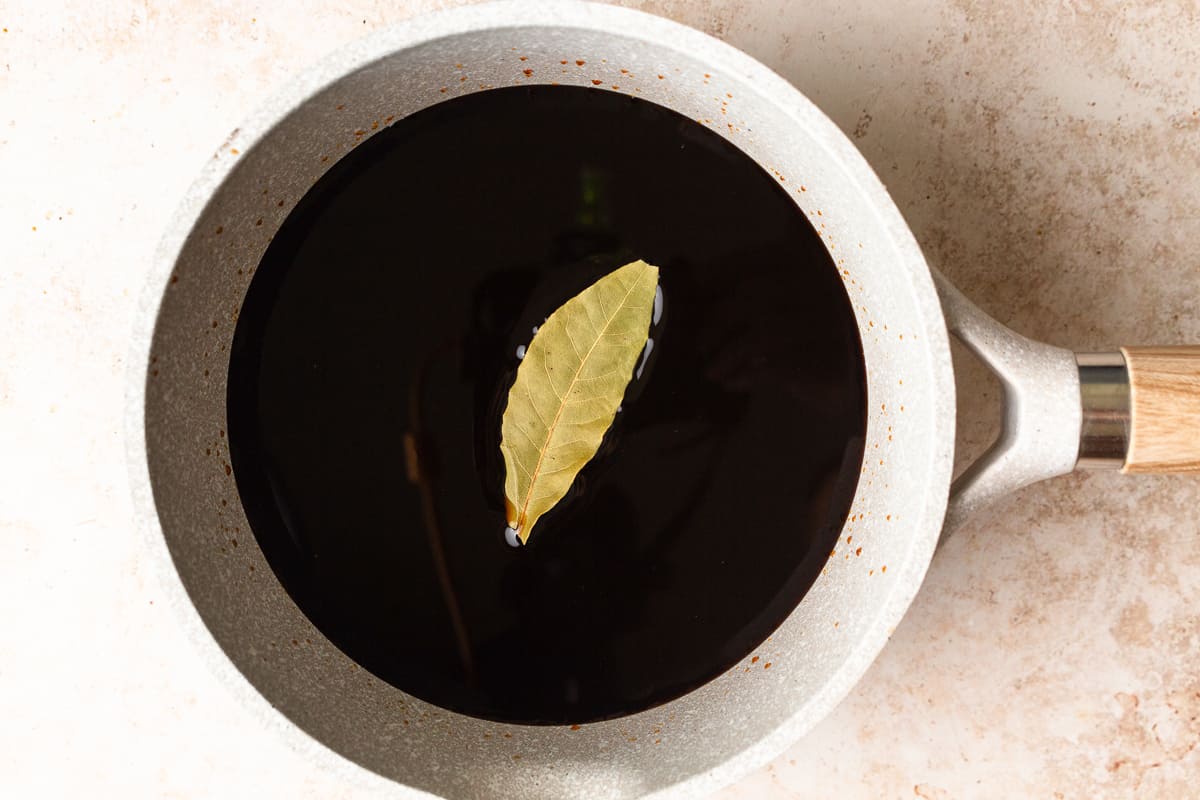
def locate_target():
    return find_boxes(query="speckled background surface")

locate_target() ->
[2,1,1198,798]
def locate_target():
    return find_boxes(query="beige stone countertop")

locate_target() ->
[3,0,1198,797]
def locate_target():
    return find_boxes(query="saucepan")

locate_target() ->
[128,3,1200,798]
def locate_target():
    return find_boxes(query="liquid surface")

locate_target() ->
[228,86,866,724]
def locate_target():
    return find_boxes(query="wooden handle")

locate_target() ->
[1122,346,1200,474]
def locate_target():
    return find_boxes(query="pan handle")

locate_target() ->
[933,271,1081,538]
[934,271,1200,539]
[1112,347,1200,473]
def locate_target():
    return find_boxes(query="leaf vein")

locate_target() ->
[541,357,564,400]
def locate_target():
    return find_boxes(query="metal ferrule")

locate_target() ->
[1076,352,1130,470]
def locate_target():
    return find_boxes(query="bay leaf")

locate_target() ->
[500,259,659,544]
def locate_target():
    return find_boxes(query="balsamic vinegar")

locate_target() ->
[228,85,866,724]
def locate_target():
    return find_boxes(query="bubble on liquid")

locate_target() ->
[531,325,539,335]
[635,337,654,379]
[652,284,664,325]
[505,525,522,547]
[515,344,526,360]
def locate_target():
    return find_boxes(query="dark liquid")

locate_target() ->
[228,86,866,724]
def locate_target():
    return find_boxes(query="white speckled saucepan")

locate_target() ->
[127,3,1200,798]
